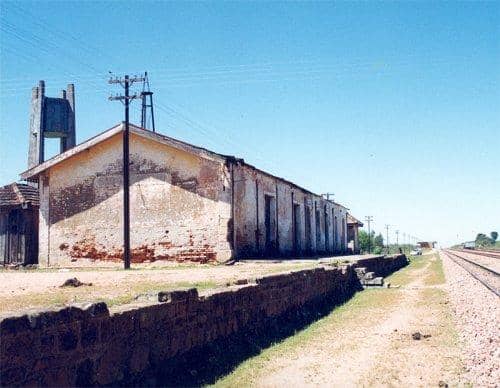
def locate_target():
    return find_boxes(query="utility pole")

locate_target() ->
[109,74,145,269]
[365,216,373,254]
[322,193,334,201]
[395,230,399,250]
[385,224,390,254]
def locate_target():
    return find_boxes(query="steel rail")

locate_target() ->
[472,249,500,257]
[452,249,500,260]
[443,250,500,297]
[472,248,500,255]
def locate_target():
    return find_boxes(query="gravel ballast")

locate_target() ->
[441,251,500,386]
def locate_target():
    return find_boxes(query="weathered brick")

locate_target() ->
[158,288,198,303]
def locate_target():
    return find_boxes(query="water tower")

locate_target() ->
[28,81,76,169]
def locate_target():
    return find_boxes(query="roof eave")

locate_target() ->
[129,126,229,164]
[20,123,124,180]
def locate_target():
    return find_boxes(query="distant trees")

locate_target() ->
[475,231,498,248]
[359,230,385,254]
[358,230,372,253]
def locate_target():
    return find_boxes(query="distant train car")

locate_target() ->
[463,241,476,250]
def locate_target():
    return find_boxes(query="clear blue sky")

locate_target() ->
[1,1,498,247]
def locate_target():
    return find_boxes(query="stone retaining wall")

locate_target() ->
[0,255,407,386]
[354,254,408,277]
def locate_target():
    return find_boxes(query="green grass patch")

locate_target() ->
[385,255,427,286]
[424,254,445,285]
[386,253,445,287]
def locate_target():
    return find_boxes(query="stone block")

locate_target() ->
[158,288,198,303]
[363,277,384,287]
[0,315,31,335]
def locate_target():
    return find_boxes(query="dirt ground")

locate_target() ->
[0,260,321,315]
[216,253,465,387]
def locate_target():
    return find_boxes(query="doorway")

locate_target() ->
[293,203,301,253]
[315,208,321,251]
[305,205,312,254]
[264,195,276,254]
[324,206,329,252]
[6,209,23,265]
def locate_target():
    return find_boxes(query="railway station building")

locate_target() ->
[20,123,361,266]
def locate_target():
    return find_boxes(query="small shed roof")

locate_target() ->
[347,214,364,226]
[0,182,39,207]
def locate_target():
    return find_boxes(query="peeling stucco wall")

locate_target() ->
[39,133,231,266]
[232,163,347,258]
[36,129,349,266]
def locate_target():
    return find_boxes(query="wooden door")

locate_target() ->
[7,209,24,265]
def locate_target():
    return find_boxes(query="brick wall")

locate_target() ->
[1,255,407,386]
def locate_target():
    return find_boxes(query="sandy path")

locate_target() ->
[257,289,419,387]
[220,255,463,387]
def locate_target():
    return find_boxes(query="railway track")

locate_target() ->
[454,248,500,259]
[473,248,500,254]
[443,249,500,297]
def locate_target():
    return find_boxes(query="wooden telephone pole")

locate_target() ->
[365,216,373,254]
[108,74,145,269]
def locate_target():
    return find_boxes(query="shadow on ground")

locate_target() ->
[126,282,363,387]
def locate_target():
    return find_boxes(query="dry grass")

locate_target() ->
[424,254,446,285]
[0,261,319,315]
[213,287,402,387]
[214,251,463,387]
[0,279,219,315]
[385,255,427,286]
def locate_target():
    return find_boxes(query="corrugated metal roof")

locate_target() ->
[0,182,39,207]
